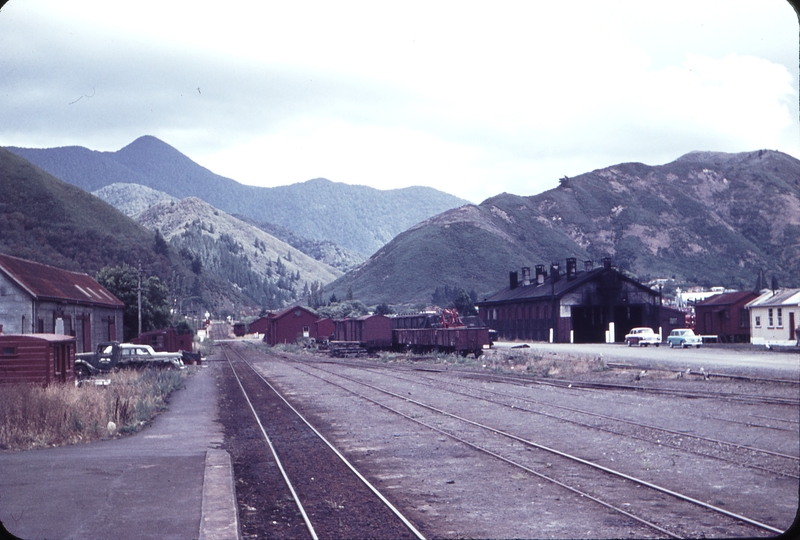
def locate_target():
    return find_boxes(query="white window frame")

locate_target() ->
[768,308,774,328]
[755,315,761,328]
[777,308,783,328]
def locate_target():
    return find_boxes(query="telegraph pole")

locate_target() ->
[137,262,142,338]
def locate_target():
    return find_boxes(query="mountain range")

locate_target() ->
[324,149,800,305]
[4,137,798,313]
[7,136,468,256]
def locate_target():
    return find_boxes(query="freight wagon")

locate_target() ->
[329,310,490,358]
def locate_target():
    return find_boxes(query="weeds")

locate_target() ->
[0,368,188,451]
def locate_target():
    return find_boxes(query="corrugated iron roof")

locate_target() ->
[0,253,123,308]
[746,288,800,308]
[696,291,758,307]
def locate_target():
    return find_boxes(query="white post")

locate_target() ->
[549,328,554,343]
[570,330,574,344]
[608,322,615,343]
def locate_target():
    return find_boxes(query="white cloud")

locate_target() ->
[0,0,797,203]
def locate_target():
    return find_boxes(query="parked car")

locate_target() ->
[624,327,661,347]
[75,342,185,379]
[667,329,702,348]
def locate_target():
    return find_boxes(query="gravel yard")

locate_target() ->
[218,341,799,539]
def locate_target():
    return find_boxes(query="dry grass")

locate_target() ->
[0,368,188,451]
[479,347,607,378]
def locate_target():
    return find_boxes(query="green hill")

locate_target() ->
[325,149,800,306]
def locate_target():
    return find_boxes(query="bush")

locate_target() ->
[0,369,187,450]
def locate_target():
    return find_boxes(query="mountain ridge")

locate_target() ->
[324,149,800,305]
[7,136,469,256]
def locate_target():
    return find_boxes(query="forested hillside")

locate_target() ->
[325,150,800,306]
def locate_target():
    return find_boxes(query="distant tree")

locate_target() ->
[191,256,203,275]
[346,286,354,301]
[375,302,394,316]
[329,293,339,304]
[176,320,194,336]
[97,265,171,341]
[154,229,169,257]
[453,289,477,316]
[317,300,368,319]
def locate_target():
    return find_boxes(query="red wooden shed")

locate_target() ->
[263,306,320,346]
[0,334,76,386]
[696,291,759,343]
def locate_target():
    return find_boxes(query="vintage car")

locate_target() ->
[667,328,702,348]
[75,341,185,379]
[624,327,661,347]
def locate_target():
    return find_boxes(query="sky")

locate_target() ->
[0,1,798,204]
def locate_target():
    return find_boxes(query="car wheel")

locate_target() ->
[681,342,687,348]
[655,343,660,347]
[696,345,701,348]
[627,340,632,347]
[75,365,90,380]
[669,342,674,348]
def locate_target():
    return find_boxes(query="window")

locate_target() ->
[755,315,761,328]
[768,308,774,327]
[777,308,783,328]
[2,346,15,356]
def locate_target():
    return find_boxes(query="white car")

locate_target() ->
[624,327,661,347]
[667,329,702,348]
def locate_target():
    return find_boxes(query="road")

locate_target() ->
[492,341,799,378]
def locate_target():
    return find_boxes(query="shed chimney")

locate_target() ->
[566,257,577,280]
[602,257,612,270]
[509,271,519,289]
[521,267,531,286]
[584,260,594,272]
[535,264,546,285]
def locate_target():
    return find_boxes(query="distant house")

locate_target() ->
[745,288,800,346]
[263,305,321,346]
[477,258,681,343]
[695,291,759,343]
[0,253,124,352]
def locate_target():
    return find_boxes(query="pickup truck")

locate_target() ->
[75,342,185,379]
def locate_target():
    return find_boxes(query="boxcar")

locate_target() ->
[0,334,76,386]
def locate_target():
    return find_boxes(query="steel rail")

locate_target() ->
[460,368,800,405]
[221,346,319,540]
[228,345,426,540]
[293,360,785,536]
[404,369,800,465]
[287,362,681,538]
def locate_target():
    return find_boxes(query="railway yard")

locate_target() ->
[214,340,799,539]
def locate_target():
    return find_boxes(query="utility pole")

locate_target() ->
[138,262,143,338]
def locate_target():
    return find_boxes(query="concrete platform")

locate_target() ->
[0,360,239,540]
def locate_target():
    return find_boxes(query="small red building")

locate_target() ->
[263,306,321,346]
[132,327,193,352]
[696,291,759,343]
[0,334,76,386]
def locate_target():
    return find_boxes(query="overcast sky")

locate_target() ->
[1,1,797,203]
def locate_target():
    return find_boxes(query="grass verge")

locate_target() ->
[0,368,189,451]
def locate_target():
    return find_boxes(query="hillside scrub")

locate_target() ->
[0,369,188,451]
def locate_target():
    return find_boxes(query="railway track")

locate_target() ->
[386,369,800,479]
[252,350,789,538]
[219,343,425,540]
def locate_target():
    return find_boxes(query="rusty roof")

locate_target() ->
[0,253,123,308]
[696,291,758,307]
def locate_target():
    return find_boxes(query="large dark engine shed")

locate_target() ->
[478,258,675,343]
